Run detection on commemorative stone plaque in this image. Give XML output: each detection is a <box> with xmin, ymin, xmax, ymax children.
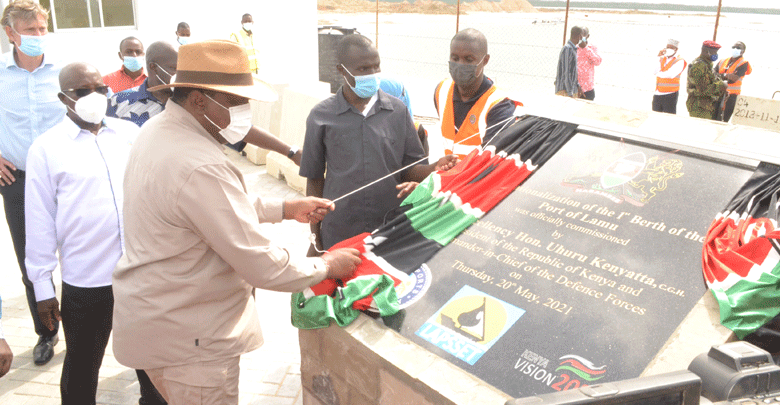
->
<box><xmin>391</xmin><ymin>132</ymin><xmax>755</xmax><ymax>397</ymax></box>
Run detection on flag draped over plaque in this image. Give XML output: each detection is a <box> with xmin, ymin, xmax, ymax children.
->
<box><xmin>292</xmin><ymin>116</ymin><xmax>578</xmax><ymax>329</ymax></box>
<box><xmin>702</xmin><ymin>162</ymin><xmax>780</xmax><ymax>339</ymax></box>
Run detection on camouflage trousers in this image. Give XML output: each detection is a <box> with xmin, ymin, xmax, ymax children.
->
<box><xmin>686</xmin><ymin>96</ymin><xmax>717</xmax><ymax>120</ymax></box>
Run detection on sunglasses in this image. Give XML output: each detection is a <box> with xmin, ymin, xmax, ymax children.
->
<box><xmin>62</xmin><ymin>86</ymin><xmax>110</xmax><ymax>98</ymax></box>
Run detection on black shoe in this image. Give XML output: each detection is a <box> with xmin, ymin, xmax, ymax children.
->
<box><xmin>33</xmin><ymin>334</ymin><xmax>58</xmax><ymax>365</ymax></box>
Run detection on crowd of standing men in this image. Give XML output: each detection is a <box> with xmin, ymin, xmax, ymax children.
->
<box><xmin>0</xmin><ymin>0</ymin><xmax>519</xmax><ymax>403</ymax></box>
<box><xmin>554</xmin><ymin>25</ymin><xmax>751</xmax><ymax>122</ymax></box>
<box><xmin>0</xmin><ymin>0</ymin><xmax>758</xmax><ymax>403</ymax></box>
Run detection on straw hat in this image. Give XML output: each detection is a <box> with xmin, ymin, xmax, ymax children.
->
<box><xmin>148</xmin><ymin>39</ymin><xmax>277</xmax><ymax>102</ymax></box>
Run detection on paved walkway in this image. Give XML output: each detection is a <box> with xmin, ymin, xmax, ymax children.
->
<box><xmin>0</xmin><ymin>150</ymin><xmax>308</xmax><ymax>404</ymax></box>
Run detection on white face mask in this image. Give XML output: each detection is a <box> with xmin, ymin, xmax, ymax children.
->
<box><xmin>242</xmin><ymin>23</ymin><xmax>253</xmax><ymax>32</ymax></box>
<box><xmin>202</xmin><ymin>93</ymin><xmax>253</xmax><ymax>144</ymax></box>
<box><xmin>65</xmin><ymin>92</ymin><xmax>107</xmax><ymax>124</ymax></box>
<box><xmin>664</xmin><ymin>48</ymin><xmax>676</xmax><ymax>57</ymax></box>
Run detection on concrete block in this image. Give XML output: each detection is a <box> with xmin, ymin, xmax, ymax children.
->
<box><xmin>320</xmin><ymin>324</ymin><xmax>380</xmax><ymax>400</ymax></box>
<box><xmin>299</xmin><ymin>329</ymin><xmax>323</xmax><ymax>359</ymax></box>
<box><xmin>302</xmin><ymin>387</ymin><xmax>326</xmax><ymax>405</ymax></box>
<box><xmin>349</xmin><ymin>386</ymin><xmax>378</xmax><ymax>405</ymax></box>
<box><xmin>243</xmin><ymin>144</ymin><xmax>271</xmax><ymax>166</ymax></box>
<box><xmin>379</xmin><ymin>369</ymin><xmax>437</xmax><ymax>405</ymax></box>
<box><xmin>267</xmin><ymin>152</ymin><xmax>307</xmax><ymax>193</ymax></box>
<box><xmin>278</xmin><ymin>82</ymin><xmax>331</xmax><ymax>149</ymax></box>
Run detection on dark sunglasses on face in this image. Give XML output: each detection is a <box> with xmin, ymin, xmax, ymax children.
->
<box><xmin>62</xmin><ymin>86</ymin><xmax>110</xmax><ymax>98</ymax></box>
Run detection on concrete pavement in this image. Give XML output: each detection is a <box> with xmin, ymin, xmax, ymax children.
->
<box><xmin>0</xmin><ymin>149</ymin><xmax>309</xmax><ymax>404</ymax></box>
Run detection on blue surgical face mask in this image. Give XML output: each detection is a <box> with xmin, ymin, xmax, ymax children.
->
<box><xmin>177</xmin><ymin>36</ymin><xmax>190</xmax><ymax>46</ymax></box>
<box><xmin>710</xmin><ymin>53</ymin><xmax>719</xmax><ymax>62</ymax></box>
<box><xmin>123</xmin><ymin>55</ymin><xmax>145</xmax><ymax>72</ymax></box>
<box><xmin>731</xmin><ymin>48</ymin><xmax>742</xmax><ymax>59</ymax></box>
<box><xmin>13</xmin><ymin>29</ymin><xmax>46</xmax><ymax>57</ymax></box>
<box><xmin>341</xmin><ymin>65</ymin><xmax>380</xmax><ymax>99</ymax></box>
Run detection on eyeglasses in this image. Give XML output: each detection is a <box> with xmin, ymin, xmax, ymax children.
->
<box><xmin>62</xmin><ymin>86</ymin><xmax>110</xmax><ymax>98</ymax></box>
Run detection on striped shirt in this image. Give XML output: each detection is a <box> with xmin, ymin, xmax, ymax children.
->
<box><xmin>555</xmin><ymin>41</ymin><xmax>580</xmax><ymax>97</ymax></box>
<box><xmin>107</xmin><ymin>79</ymin><xmax>163</xmax><ymax>128</ymax></box>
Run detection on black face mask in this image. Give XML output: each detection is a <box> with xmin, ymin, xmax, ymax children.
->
<box><xmin>449</xmin><ymin>57</ymin><xmax>484</xmax><ymax>87</ymax></box>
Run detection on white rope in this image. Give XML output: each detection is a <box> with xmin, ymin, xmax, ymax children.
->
<box><xmin>309</xmin><ymin>112</ymin><xmax>519</xmax><ymax>250</ymax></box>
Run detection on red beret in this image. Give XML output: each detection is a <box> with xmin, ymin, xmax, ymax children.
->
<box><xmin>703</xmin><ymin>40</ymin><xmax>721</xmax><ymax>49</ymax></box>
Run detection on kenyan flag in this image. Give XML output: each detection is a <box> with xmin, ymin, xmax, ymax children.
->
<box><xmin>292</xmin><ymin>116</ymin><xmax>577</xmax><ymax>329</ymax></box>
<box><xmin>702</xmin><ymin>162</ymin><xmax>780</xmax><ymax>339</ymax></box>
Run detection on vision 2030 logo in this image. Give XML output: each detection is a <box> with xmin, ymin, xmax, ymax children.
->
<box><xmin>415</xmin><ymin>285</ymin><xmax>525</xmax><ymax>365</ymax></box>
<box><xmin>515</xmin><ymin>349</ymin><xmax>607</xmax><ymax>392</ymax></box>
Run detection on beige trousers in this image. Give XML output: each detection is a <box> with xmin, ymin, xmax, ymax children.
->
<box><xmin>145</xmin><ymin>356</ymin><xmax>240</xmax><ymax>405</ymax></box>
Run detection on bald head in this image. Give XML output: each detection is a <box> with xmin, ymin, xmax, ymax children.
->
<box><xmin>146</xmin><ymin>41</ymin><xmax>178</xmax><ymax>90</ymax></box>
<box><xmin>146</xmin><ymin>41</ymin><xmax>176</xmax><ymax>68</ymax></box>
<box><xmin>451</xmin><ymin>28</ymin><xmax>488</xmax><ymax>57</ymax></box>
<box><xmin>59</xmin><ymin>62</ymin><xmax>102</xmax><ymax>91</ymax></box>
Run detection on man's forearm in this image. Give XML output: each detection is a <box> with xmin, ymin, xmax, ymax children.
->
<box><xmin>244</xmin><ymin>126</ymin><xmax>292</xmax><ymax>157</ymax></box>
<box><xmin>403</xmin><ymin>164</ymin><xmax>435</xmax><ymax>183</ymax></box>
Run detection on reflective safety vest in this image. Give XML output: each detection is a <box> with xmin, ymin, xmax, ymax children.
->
<box><xmin>229</xmin><ymin>29</ymin><xmax>258</xmax><ymax>73</ymax></box>
<box><xmin>655</xmin><ymin>56</ymin><xmax>687</xmax><ymax>93</ymax></box>
<box><xmin>717</xmin><ymin>57</ymin><xmax>752</xmax><ymax>95</ymax></box>
<box><xmin>434</xmin><ymin>79</ymin><xmax>507</xmax><ymax>158</ymax></box>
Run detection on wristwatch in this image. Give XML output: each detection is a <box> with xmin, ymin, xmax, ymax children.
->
<box><xmin>287</xmin><ymin>145</ymin><xmax>299</xmax><ymax>159</ymax></box>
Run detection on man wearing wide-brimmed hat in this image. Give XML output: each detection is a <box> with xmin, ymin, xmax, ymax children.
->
<box><xmin>111</xmin><ymin>40</ymin><xmax>361</xmax><ymax>404</ymax></box>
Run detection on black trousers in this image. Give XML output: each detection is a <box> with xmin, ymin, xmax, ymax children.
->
<box><xmin>60</xmin><ymin>282</ymin><xmax>113</xmax><ymax>405</ymax></box>
<box><xmin>583</xmin><ymin>89</ymin><xmax>595</xmax><ymax>101</ymax></box>
<box><xmin>0</xmin><ymin>170</ymin><xmax>59</xmax><ymax>338</ymax></box>
<box><xmin>137</xmin><ymin>369</ymin><xmax>168</xmax><ymax>405</ymax></box>
<box><xmin>723</xmin><ymin>93</ymin><xmax>738</xmax><ymax>122</ymax></box>
<box><xmin>652</xmin><ymin>92</ymin><xmax>679</xmax><ymax>114</ymax></box>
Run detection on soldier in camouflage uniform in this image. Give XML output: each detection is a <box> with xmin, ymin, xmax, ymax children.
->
<box><xmin>686</xmin><ymin>40</ymin><xmax>727</xmax><ymax>120</ymax></box>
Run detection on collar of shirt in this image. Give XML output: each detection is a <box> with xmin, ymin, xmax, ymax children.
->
<box><xmin>335</xmin><ymin>87</ymin><xmax>394</xmax><ymax>117</ymax></box>
<box><xmin>453</xmin><ymin>75</ymin><xmax>494</xmax><ymax>104</ymax></box>
<box><xmin>1</xmin><ymin>49</ymin><xmax>55</xmax><ymax>72</ymax></box>
<box><xmin>163</xmin><ymin>98</ymin><xmax>223</xmax><ymax>148</ymax></box>
<box><xmin>62</xmin><ymin>115</ymin><xmax>120</xmax><ymax>140</ymax></box>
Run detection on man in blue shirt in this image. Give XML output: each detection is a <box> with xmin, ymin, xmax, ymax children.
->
<box><xmin>0</xmin><ymin>0</ymin><xmax>64</xmax><ymax>366</ymax></box>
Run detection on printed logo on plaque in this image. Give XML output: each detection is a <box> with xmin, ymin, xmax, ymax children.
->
<box><xmin>555</xmin><ymin>355</ymin><xmax>606</xmax><ymax>382</ymax></box>
<box><xmin>513</xmin><ymin>349</ymin><xmax>607</xmax><ymax>391</ymax></box>
<box><xmin>396</xmin><ymin>264</ymin><xmax>432</xmax><ymax>309</ymax></box>
<box><xmin>415</xmin><ymin>285</ymin><xmax>525</xmax><ymax>365</ymax></box>
<box><xmin>561</xmin><ymin>153</ymin><xmax>684</xmax><ymax>206</ymax></box>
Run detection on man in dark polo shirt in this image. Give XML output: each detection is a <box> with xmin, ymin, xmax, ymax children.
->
<box><xmin>300</xmin><ymin>35</ymin><xmax>456</xmax><ymax>252</ymax></box>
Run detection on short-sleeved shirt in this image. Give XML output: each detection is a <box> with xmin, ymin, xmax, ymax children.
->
<box><xmin>299</xmin><ymin>88</ymin><xmax>426</xmax><ymax>249</ymax></box>
<box><xmin>107</xmin><ymin>79</ymin><xmax>163</xmax><ymax>127</ymax></box>
<box><xmin>103</xmin><ymin>66</ymin><xmax>146</xmax><ymax>94</ymax></box>
<box><xmin>0</xmin><ymin>51</ymin><xmax>66</xmax><ymax>170</ymax></box>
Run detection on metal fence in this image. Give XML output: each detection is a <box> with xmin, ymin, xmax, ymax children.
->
<box><xmin>318</xmin><ymin>1</ymin><xmax>780</xmax><ymax>116</ymax></box>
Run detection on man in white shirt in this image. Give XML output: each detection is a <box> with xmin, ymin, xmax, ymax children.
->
<box><xmin>652</xmin><ymin>38</ymin><xmax>687</xmax><ymax>114</ymax></box>
<box><xmin>25</xmin><ymin>62</ymin><xmax>139</xmax><ymax>405</ymax></box>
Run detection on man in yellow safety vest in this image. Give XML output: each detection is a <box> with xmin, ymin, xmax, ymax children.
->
<box><xmin>716</xmin><ymin>41</ymin><xmax>751</xmax><ymax>122</ymax></box>
<box><xmin>433</xmin><ymin>29</ymin><xmax>517</xmax><ymax>160</ymax></box>
<box><xmin>229</xmin><ymin>13</ymin><xmax>258</xmax><ymax>74</ymax></box>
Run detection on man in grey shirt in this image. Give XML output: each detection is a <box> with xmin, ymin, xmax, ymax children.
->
<box><xmin>300</xmin><ymin>35</ymin><xmax>456</xmax><ymax>251</ymax></box>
